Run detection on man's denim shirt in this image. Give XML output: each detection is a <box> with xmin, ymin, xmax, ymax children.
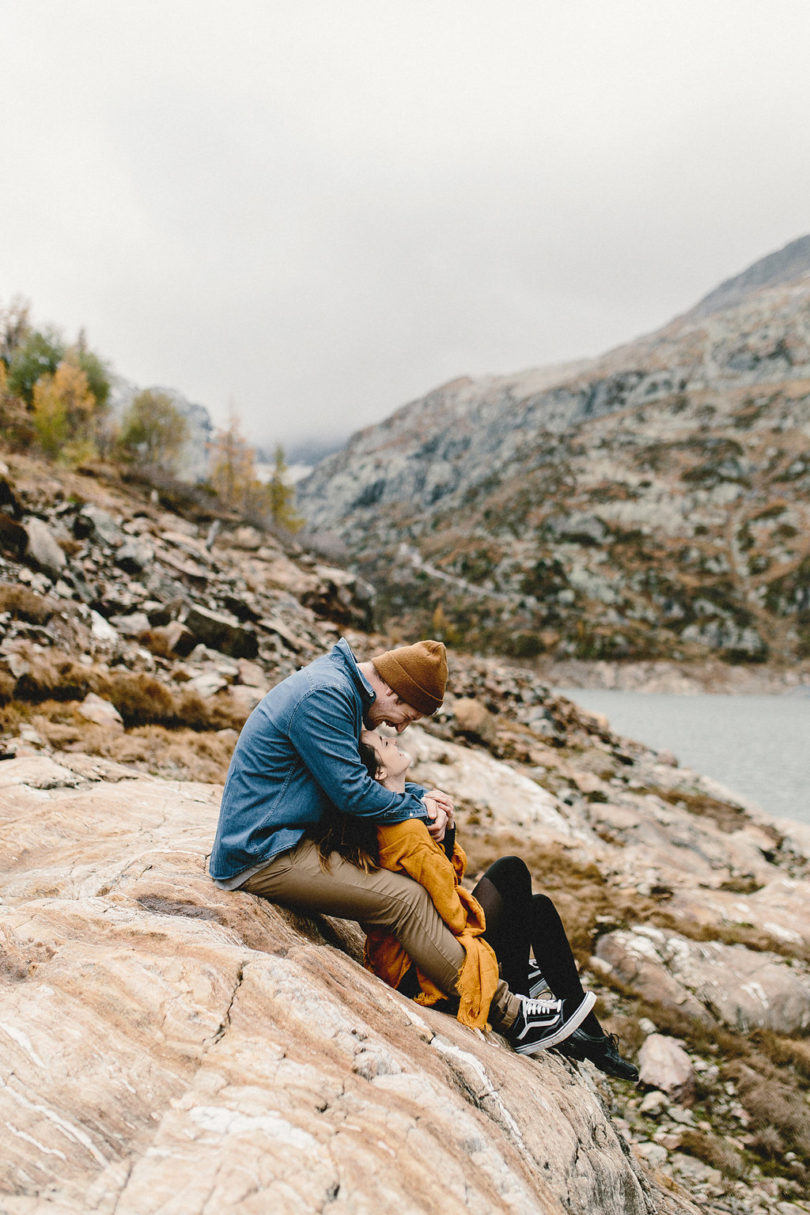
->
<box><xmin>209</xmin><ymin>639</ymin><xmax>428</xmax><ymax>886</ymax></box>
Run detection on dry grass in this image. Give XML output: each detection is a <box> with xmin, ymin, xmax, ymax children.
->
<box><xmin>13</xmin><ymin>709</ymin><xmax>238</xmax><ymax>783</ymax></box>
<box><xmin>648</xmin><ymin>786</ymin><xmax>781</xmax><ymax>841</ymax></box>
<box><xmin>137</xmin><ymin>628</ymin><xmax>177</xmax><ymax>659</ymax></box>
<box><xmin>13</xmin><ymin>651</ymin><xmax>92</xmax><ymax>701</ymax></box>
<box><xmin>4</xmin><ymin>649</ymin><xmax>247</xmax><ymax>732</ymax></box>
<box><xmin>0</xmin><ymin>670</ymin><xmax>15</xmax><ymax>705</ymax></box>
<box><xmin>105</xmin><ymin>725</ymin><xmax>237</xmax><ymax>782</ymax></box>
<box><xmin>678</xmin><ymin>1129</ymin><xmax>746</xmax><ymax>1179</ymax></box>
<box><xmin>725</xmin><ymin>1061</ymin><xmax>810</xmax><ymax>1163</ymax></box>
<box><xmin>0</xmin><ymin>583</ymin><xmax>54</xmax><ymax>624</ymax></box>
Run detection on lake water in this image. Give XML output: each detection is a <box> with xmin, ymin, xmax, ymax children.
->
<box><xmin>555</xmin><ymin>689</ymin><xmax>810</xmax><ymax>828</ymax></box>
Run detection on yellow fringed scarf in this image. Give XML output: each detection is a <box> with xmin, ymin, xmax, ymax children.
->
<box><xmin>364</xmin><ymin>819</ymin><xmax>499</xmax><ymax>1029</ymax></box>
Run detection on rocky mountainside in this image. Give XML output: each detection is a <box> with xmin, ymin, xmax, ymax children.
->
<box><xmin>296</xmin><ymin>236</ymin><xmax>810</xmax><ymax>672</ymax></box>
<box><xmin>2</xmin><ymin>446</ymin><xmax>810</xmax><ymax>1212</ymax></box>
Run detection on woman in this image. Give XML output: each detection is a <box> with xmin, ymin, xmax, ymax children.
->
<box><xmin>317</xmin><ymin>728</ymin><xmax>637</xmax><ymax>1079</ymax></box>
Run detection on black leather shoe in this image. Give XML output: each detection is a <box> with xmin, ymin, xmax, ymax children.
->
<box><xmin>559</xmin><ymin>1029</ymin><xmax>639</xmax><ymax>1081</ymax></box>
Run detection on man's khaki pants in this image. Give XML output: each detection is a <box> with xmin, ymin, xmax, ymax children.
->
<box><xmin>243</xmin><ymin>838</ymin><xmax>519</xmax><ymax>1030</ymax></box>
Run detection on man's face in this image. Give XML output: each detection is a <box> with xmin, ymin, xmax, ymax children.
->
<box><xmin>366</xmin><ymin>685</ymin><xmax>423</xmax><ymax>733</ymax></box>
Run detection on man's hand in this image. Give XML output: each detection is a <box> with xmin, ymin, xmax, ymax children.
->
<box><xmin>422</xmin><ymin>787</ymin><xmax>455</xmax><ymax>828</ymax></box>
<box><xmin>422</xmin><ymin>795</ymin><xmax>449</xmax><ymax>842</ymax></box>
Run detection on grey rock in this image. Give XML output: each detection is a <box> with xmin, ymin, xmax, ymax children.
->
<box><xmin>109</xmin><ymin>611</ymin><xmax>151</xmax><ymax>637</ymax></box>
<box><xmin>75</xmin><ymin>505</ymin><xmax>124</xmax><ymax>545</ymax></box>
<box><xmin>180</xmin><ymin>604</ymin><xmax>259</xmax><ymax>659</ymax></box>
<box><xmin>77</xmin><ymin>693</ymin><xmax>124</xmax><ymax>732</ymax></box>
<box><xmin>24</xmin><ymin>517</ymin><xmax>67</xmax><ymax>578</ymax></box>
<box><xmin>598</xmin><ymin>925</ymin><xmax>810</xmax><ymax>1034</ymax></box>
<box><xmin>639</xmin><ymin>1090</ymin><xmax>670</xmax><ymax>1117</ymax></box>
<box><xmin>150</xmin><ymin>620</ymin><xmax>197</xmax><ymax>656</ymax></box>
<box><xmin>544</xmin><ymin>512</ymin><xmax>609</xmax><ymax>546</ymax></box>
<box><xmin>186</xmin><ymin>670</ymin><xmax>229</xmax><ymax>697</ymax></box>
<box><xmin>115</xmin><ymin>538</ymin><xmax>154</xmax><ymax>574</ymax></box>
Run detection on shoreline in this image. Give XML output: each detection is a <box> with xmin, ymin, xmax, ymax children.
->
<box><xmin>534</xmin><ymin>658</ymin><xmax>810</xmax><ymax>695</ymax></box>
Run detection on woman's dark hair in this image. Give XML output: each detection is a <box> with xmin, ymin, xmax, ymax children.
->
<box><xmin>313</xmin><ymin>736</ymin><xmax>383</xmax><ymax>873</ymax></box>
<box><xmin>359</xmin><ymin>738</ymin><xmax>381</xmax><ymax>779</ymax></box>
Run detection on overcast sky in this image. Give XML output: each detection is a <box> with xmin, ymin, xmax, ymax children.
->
<box><xmin>2</xmin><ymin>1</ymin><xmax>809</xmax><ymax>455</ymax></box>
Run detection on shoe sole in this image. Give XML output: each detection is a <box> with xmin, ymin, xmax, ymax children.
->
<box><xmin>557</xmin><ymin>1040</ymin><xmax>640</xmax><ymax>1081</ymax></box>
<box><xmin>513</xmin><ymin>992</ymin><xmax>597</xmax><ymax>1055</ymax></box>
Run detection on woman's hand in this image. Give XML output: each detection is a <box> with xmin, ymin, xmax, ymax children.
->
<box><xmin>422</xmin><ymin>796</ymin><xmax>449</xmax><ymax>842</ymax></box>
<box><xmin>423</xmin><ymin>788</ymin><xmax>455</xmax><ymax>829</ymax></box>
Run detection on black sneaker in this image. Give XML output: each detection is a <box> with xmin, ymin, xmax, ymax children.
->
<box><xmin>527</xmin><ymin>961</ymin><xmax>552</xmax><ymax>999</ymax></box>
<box><xmin>507</xmin><ymin>992</ymin><xmax>596</xmax><ymax>1056</ymax></box>
<box><xmin>562</xmin><ymin>1029</ymin><xmax>639</xmax><ymax>1081</ymax></box>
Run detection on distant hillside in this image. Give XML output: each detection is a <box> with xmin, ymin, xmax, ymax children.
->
<box><xmin>297</xmin><ymin>238</ymin><xmax>810</xmax><ymax>667</ymax></box>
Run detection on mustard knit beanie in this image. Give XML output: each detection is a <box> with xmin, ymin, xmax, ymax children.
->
<box><xmin>372</xmin><ymin>640</ymin><xmax>448</xmax><ymax>716</ymax></box>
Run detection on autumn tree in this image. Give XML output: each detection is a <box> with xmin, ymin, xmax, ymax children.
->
<box><xmin>32</xmin><ymin>355</ymin><xmax>97</xmax><ymax>460</ymax></box>
<box><xmin>208</xmin><ymin>412</ymin><xmax>302</xmax><ymax>531</ymax></box>
<box><xmin>208</xmin><ymin>409</ymin><xmax>259</xmax><ymax>511</ymax></box>
<box><xmin>117</xmin><ymin>389</ymin><xmax>189</xmax><ymax>473</ymax></box>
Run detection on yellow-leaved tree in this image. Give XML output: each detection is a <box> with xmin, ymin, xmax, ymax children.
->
<box><xmin>32</xmin><ymin>354</ymin><xmax>97</xmax><ymax>462</ymax></box>
<box><xmin>208</xmin><ymin>411</ymin><xmax>301</xmax><ymax>532</ymax></box>
<box><xmin>208</xmin><ymin>409</ymin><xmax>258</xmax><ymax>512</ymax></box>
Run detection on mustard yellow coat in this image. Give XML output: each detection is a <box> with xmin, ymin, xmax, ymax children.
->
<box><xmin>364</xmin><ymin>820</ymin><xmax>499</xmax><ymax>1029</ymax></box>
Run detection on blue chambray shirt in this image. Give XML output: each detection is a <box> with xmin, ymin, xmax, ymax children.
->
<box><xmin>209</xmin><ymin>639</ymin><xmax>428</xmax><ymax>884</ymax></box>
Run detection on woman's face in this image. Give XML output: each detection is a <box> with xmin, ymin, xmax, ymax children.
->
<box><xmin>361</xmin><ymin>729</ymin><xmax>411</xmax><ymax>780</ymax></box>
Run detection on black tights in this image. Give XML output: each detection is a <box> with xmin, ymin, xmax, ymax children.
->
<box><xmin>473</xmin><ymin>855</ymin><xmax>601</xmax><ymax>1034</ymax></box>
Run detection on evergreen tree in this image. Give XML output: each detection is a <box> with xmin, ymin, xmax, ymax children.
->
<box><xmin>7</xmin><ymin>329</ymin><xmax>65</xmax><ymax>403</ymax></box>
<box><xmin>268</xmin><ymin>444</ymin><xmax>302</xmax><ymax>532</ymax></box>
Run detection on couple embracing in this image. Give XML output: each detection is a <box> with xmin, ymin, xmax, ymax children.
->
<box><xmin>209</xmin><ymin>639</ymin><xmax>636</xmax><ymax>1079</ymax></box>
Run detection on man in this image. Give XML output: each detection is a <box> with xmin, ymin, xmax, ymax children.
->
<box><xmin>210</xmin><ymin>637</ymin><xmax>594</xmax><ymax>1054</ymax></box>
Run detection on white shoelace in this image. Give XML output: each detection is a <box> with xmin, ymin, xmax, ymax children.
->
<box><xmin>521</xmin><ymin>995</ymin><xmax>562</xmax><ymax>1017</ymax></box>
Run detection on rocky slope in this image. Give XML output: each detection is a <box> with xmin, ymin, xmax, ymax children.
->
<box><xmin>0</xmin><ymin>449</ymin><xmax>374</xmax><ymax>778</ymax></box>
<box><xmin>2</xmin><ymin>446</ymin><xmax>810</xmax><ymax>1212</ymax></box>
<box><xmin>296</xmin><ymin>236</ymin><xmax>810</xmax><ymax>673</ymax></box>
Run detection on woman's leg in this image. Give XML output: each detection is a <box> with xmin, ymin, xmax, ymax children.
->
<box><xmin>474</xmin><ymin>855</ymin><xmax>602</xmax><ymax>1035</ymax></box>
<box><xmin>473</xmin><ymin>856</ymin><xmax>533</xmax><ymax>995</ymax></box>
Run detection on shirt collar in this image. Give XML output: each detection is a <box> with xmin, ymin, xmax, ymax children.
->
<box><xmin>332</xmin><ymin>637</ymin><xmax>375</xmax><ymax>708</ymax></box>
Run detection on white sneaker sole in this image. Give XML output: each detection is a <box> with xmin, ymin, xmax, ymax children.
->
<box><xmin>513</xmin><ymin>991</ymin><xmax>597</xmax><ymax>1055</ymax></box>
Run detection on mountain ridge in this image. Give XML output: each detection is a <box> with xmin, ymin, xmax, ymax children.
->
<box><xmin>297</xmin><ymin>238</ymin><xmax>810</xmax><ymax>668</ymax></box>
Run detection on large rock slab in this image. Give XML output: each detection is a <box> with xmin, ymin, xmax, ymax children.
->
<box><xmin>0</xmin><ymin>754</ymin><xmax>699</xmax><ymax>1215</ymax></box>
<box><xmin>408</xmin><ymin>730</ymin><xmax>597</xmax><ymax>845</ymax></box>
<box><xmin>596</xmin><ymin>925</ymin><xmax>810</xmax><ymax>1034</ymax></box>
